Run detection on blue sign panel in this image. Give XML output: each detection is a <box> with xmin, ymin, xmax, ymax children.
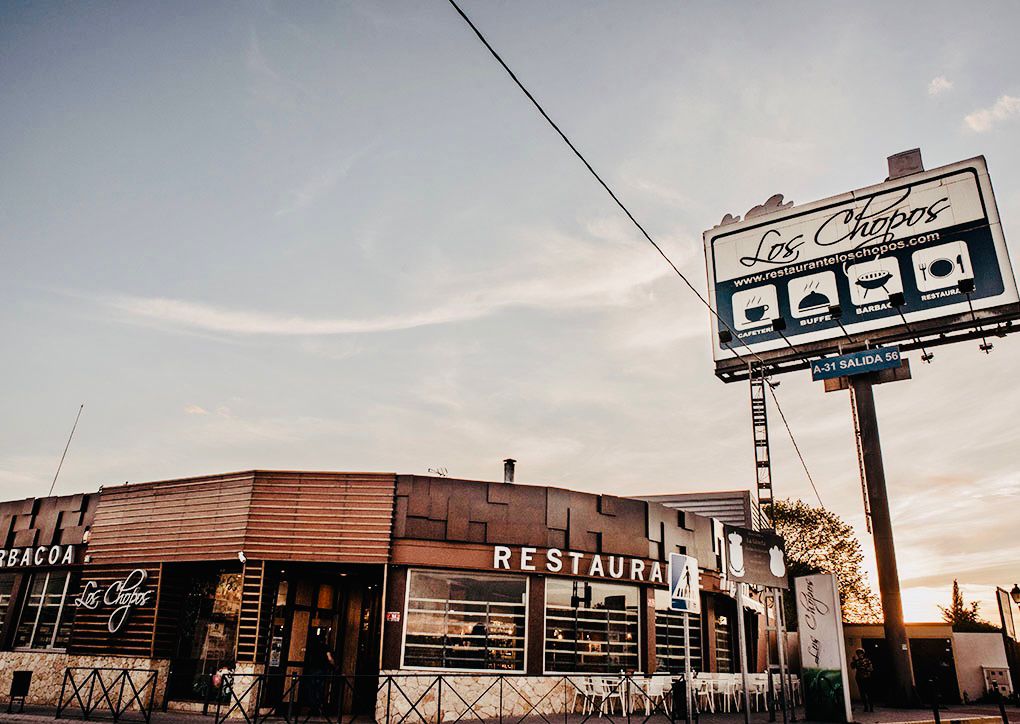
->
<box><xmin>810</xmin><ymin>346</ymin><xmax>902</xmax><ymax>381</ymax></box>
<box><xmin>668</xmin><ymin>553</ymin><xmax>700</xmax><ymax>613</ymax></box>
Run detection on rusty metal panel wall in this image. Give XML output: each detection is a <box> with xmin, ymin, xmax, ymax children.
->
<box><xmin>393</xmin><ymin>475</ymin><xmax>725</xmax><ymax>572</ymax></box>
<box><xmin>0</xmin><ymin>493</ymin><xmax>97</xmax><ymax>549</ymax></box>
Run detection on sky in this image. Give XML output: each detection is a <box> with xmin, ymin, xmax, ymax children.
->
<box><xmin>2</xmin><ymin>1</ymin><xmax>1020</xmax><ymax>623</ymax></box>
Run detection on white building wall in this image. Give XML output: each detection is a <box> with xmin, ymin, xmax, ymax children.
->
<box><xmin>952</xmin><ymin>632</ymin><xmax>1011</xmax><ymax>701</ymax></box>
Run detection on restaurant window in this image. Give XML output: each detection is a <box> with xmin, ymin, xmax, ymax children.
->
<box><xmin>167</xmin><ymin>567</ymin><xmax>243</xmax><ymax>701</ymax></box>
<box><xmin>0</xmin><ymin>572</ymin><xmax>15</xmax><ymax>635</ymax></box>
<box><xmin>545</xmin><ymin>579</ymin><xmax>639</xmax><ymax>673</ymax></box>
<box><xmin>13</xmin><ymin>570</ymin><xmax>76</xmax><ymax>650</ymax></box>
<box><xmin>653</xmin><ymin>588</ymin><xmax>702</xmax><ymax>673</ymax></box>
<box><xmin>403</xmin><ymin>570</ymin><xmax>526</xmax><ymax>671</ymax></box>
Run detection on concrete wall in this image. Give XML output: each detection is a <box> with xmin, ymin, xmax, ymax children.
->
<box><xmin>952</xmin><ymin>632</ymin><xmax>1011</xmax><ymax>701</ymax></box>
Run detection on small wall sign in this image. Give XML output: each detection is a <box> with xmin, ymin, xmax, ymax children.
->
<box><xmin>810</xmin><ymin>346</ymin><xmax>902</xmax><ymax>381</ymax></box>
<box><xmin>74</xmin><ymin>569</ymin><xmax>155</xmax><ymax>633</ymax></box>
<box><xmin>385</xmin><ymin>611</ymin><xmax>401</xmax><ymax>622</ymax></box>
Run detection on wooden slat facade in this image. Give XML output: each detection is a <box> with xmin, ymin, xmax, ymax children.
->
<box><xmin>244</xmin><ymin>472</ymin><xmax>395</xmax><ymax>563</ymax></box>
<box><xmin>70</xmin><ymin>564</ymin><xmax>162</xmax><ymax>657</ymax></box>
<box><xmin>85</xmin><ymin>473</ymin><xmax>256</xmax><ymax>565</ymax></box>
<box><xmin>72</xmin><ymin>471</ymin><xmax>396</xmax><ymax>659</ymax></box>
<box><xmin>86</xmin><ymin>471</ymin><xmax>396</xmax><ymax>565</ymax></box>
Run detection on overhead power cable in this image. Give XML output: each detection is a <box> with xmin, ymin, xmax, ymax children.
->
<box><xmin>766</xmin><ymin>384</ymin><xmax>824</xmax><ymax>507</ymax></box>
<box><xmin>445</xmin><ymin>0</ymin><xmax>821</xmax><ymax>503</ymax></box>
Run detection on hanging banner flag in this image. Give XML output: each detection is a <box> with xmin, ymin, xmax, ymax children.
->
<box><xmin>668</xmin><ymin>553</ymin><xmax>701</xmax><ymax>613</ymax></box>
<box><xmin>794</xmin><ymin>574</ymin><xmax>853</xmax><ymax>723</ymax></box>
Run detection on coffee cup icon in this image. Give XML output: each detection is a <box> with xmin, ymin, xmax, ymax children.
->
<box><xmin>744</xmin><ymin>303</ymin><xmax>769</xmax><ymax>323</ymax></box>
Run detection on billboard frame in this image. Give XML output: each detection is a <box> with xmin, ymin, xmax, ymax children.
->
<box><xmin>705</xmin><ymin>156</ymin><xmax>1020</xmax><ymax>382</ymax></box>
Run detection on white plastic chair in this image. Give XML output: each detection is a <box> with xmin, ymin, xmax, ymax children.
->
<box><xmin>694</xmin><ymin>676</ymin><xmax>715</xmax><ymax>713</ymax></box>
<box><xmin>643</xmin><ymin>677</ymin><xmax>670</xmax><ymax>716</ymax></box>
<box><xmin>589</xmin><ymin>676</ymin><xmax>625</xmax><ymax>716</ymax></box>
<box><xmin>747</xmin><ymin>675</ymin><xmax>767</xmax><ymax>712</ymax></box>
<box><xmin>568</xmin><ymin>677</ymin><xmax>590</xmax><ymax>714</ymax></box>
<box><xmin>717</xmin><ymin>676</ymin><xmax>738</xmax><ymax>712</ymax></box>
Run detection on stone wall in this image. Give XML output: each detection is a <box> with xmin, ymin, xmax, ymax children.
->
<box><xmin>0</xmin><ymin>650</ymin><xmax>170</xmax><ymax>709</ymax></box>
<box><xmin>375</xmin><ymin>672</ymin><xmax>587</xmax><ymax>724</ymax></box>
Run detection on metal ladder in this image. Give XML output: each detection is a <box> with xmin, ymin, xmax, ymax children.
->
<box><xmin>750</xmin><ymin>368</ymin><xmax>774</xmax><ymax>528</ymax></box>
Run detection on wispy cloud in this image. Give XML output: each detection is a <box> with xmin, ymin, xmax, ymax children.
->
<box><xmin>927</xmin><ymin>75</ymin><xmax>953</xmax><ymax>96</ymax></box>
<box><xmin>246</xmin><ymin>28</ymin><xmax>313</xmax><ymax>111</ymax></box>
<box><xmin>98</xmin><ymin>227</ymin><xmax>674</xmax><ymax>337</ymax></box>
<box><xmin>964</xmin><ymin>94</ymin><xmax>1020</xmax><ymax>132</ymax></box>
<box><xmin>274</xmin><ymin>147</ymin><xmax>373</xmax><ymax>217</ymax></box>
<box><xmin>183</xmin><ymin>404</ymin><xmax>209</xmax><ymax>415</ymax></box>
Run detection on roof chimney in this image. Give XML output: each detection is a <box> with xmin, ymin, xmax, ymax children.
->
<box><xmin>887</xmin><ymin>149</ymin><xmax>924</xmax><ymax>180</ymax></box>
<box><xmin>503</xmin><ymin>458</ymin><xmax>516</xmax><ymax>483</ymax></box>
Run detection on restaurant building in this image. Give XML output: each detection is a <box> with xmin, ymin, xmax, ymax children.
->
<box><xmin>0</xmin><ymin>470</ymin><xmax>771</xmax><ymax>714</ymax></box>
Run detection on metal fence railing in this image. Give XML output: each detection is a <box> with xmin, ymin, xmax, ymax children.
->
<box><xmin>205</xmin><ymin>672</ymin><xmax>720</xmax><ymax>724</ymax></box>
<box><xmin>56</xmin><ymin>667</ymin><xmax>159</xmax><ymax>723</ymax></box>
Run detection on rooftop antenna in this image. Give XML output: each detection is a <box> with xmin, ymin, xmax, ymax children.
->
<box><xmin>48</xmin><ymin>403</ymin><xmax>84</xmax><ymax>497</ymax></box>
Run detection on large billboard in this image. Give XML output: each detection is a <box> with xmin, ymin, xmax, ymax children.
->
<box><xmin>705</xmin><ymin>157</ymin><xmax>1019</xmax><ymax>377</ymax></box>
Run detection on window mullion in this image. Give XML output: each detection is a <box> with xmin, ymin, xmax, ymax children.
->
<box><xmin>29</xmin><ymin>573</ymin><xmax>47</xmax><ymax>649</ymax></box>
<box><xmin>50</xmin><ymin>571</ymin><xmax>72</xmax><ymax>649</ymax></box>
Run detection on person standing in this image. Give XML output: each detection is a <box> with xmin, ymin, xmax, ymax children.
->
<box><xmin>851</xmin><ymin>648</ymin><xmax>875</xmax><ymax>712</ymax></box>
<box><xmin>305</xmin><ymin>629</ymin><xmax>338</xmax><ymax>714</ymax></box>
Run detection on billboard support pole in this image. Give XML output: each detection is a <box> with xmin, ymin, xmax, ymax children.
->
<box><xmin>774</xmin><ymin>588</ymin><xmax>789</xmax><ymax>724</ymax></box>
<box><xmin>849</xmin><ymin>372</ymin><xmax>915</xmax><ymax>706</ymax></box>
<box><xmin>736</xmin><ymin>583</ymin><xmax>753</xmax><ymax>724</ymax></box>
<box><xmin>684</xmin><ymin>611</ymin><xmax>693</xmax><ymax>724</ymax></box>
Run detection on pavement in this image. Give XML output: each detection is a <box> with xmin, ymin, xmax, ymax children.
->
<box><xmin>1</xmin><ymin>703</ymin><xmax>1017</xmax><ymax>724</ymax></box>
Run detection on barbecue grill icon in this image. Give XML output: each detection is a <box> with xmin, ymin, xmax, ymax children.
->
<box><xmin>845</xmin><ymin>256</ymin><xmax>903</xmax><ymax>307</ymax></box>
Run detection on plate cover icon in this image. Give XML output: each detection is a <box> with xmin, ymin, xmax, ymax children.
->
<box><xmin>911</xmin><ymin>240</ymin><xmax>973</xmax><ymax>293</ymax></box>
<box><xmin>731</xmin><ymin>285</ymin><xmax>779</xmax><ymax>331</ymax></box>
<box><xmin>789</xmin><ymin>271</ymin><xmax>838</xmax><ymax>319</ymax></box>
<box><xmin>846</xmin><ymin>256</ymin><xmax>903</xmax><ymax>306</ymax></box>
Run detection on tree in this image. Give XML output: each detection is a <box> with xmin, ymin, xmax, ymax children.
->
<box><xmin>939</xmin><ymin>579</ymin><xmax>999</xmax><ymax>632</ymax></box>
<box><xmin>767</xmin><ymin>498</ymin><xmax>882</xmax><ymax>624</ymax></box>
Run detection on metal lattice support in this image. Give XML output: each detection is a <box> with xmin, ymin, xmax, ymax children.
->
<box><xmin>750</xmin><ymin>368</ymin><xmax>774</xmax><ymax>528</ymax></box>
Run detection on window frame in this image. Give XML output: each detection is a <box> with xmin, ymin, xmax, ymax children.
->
<box><xmin>714</xmin><ymin>610</ymin><xmax>734</xmax><ymax>674</ymax></box>
<box><xmin>542</xmin><ymin>577</ymin><xmax>642</xmax><ymax>674</ymax></box>
<box><xmin>399</xmin><ymin>568</ymin><xmax>530</xmax><ymax>673</ymax></box>
<box><xmin>0</xmin><ymin>571</ymin><xmax>16</xmax><ymax>632</ymax></box>
<box><xmin>652</xmin><ymin>588</ymin><xmax>703</xmax><ymax>674</ymax></box>
<box><xmin>13</xmin><ymin>569</ymin><xmax>75</xmax><ymax>652</ymax></box>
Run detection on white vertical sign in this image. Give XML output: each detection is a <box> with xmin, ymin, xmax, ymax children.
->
<box><xmin>794</xmin><ymin>574</ymin><xmax>853</xmax><ymax>723</ymax></box>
